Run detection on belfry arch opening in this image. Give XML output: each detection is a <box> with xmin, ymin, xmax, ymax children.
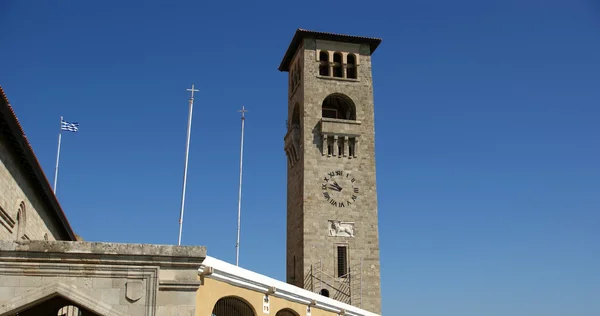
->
<box><xmin>332</xmin><ymin>52</ymin><xmax>343</xmax><ymax>78</ymax></box>
<box><xmin>322</xmin><ymin>94</ymin><xmax>356</xmax><ymax>120</ymax></box>
<box><xmin>212</xmin><ymin>296</ymin><xmax>255</xmax><ymax>316</ymax></box>
<box><xmin>347</xmin><ymin>54</ymin><xmax>357</xmax><ymax>79</ymax></box>
<box><xmin>319</xmin><ymin>51</ymin><xmax>330</xmax><ymax>76</ymax></box>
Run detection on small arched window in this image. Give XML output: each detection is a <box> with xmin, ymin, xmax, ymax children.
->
<box><xmin>276</xmin><ymin>308</ymin><xmax>299</xmax><ymax>316</ymax></box>
<box><xmin>319</xmin><ymin>51</ymin><xmax>330</xmax><ymax>76</ymax></box>
<box><xmin>15</xmin><ymin>201</ymin><xmax>26</xmax><ymax>241</ymax></box>
<box><xmin>320</xmin><ymin>289</ymin><xmax>330</xmax><ymax>297</ymax></box>
<box><xmin>332</xmin><ymin>52</ymin><xmax>343</xmax><ymax>78</ymax></box>
<box><xmin>57</xmin><ymin>305</ymin><xmax>81</xmax><ymax>316</ymax></box>
<box><xmin>291</xmin><ymin>103</ymin><xmax>300</xmax><ymax>127</ymax></box>
<box><xmin>347</xmin><ymin>54</ymin><xmax>357</xmax><ymax>79</ymax></box>
<box><xmin>212</xmin><ymin>296</ymin><xmax>255</xmax><ymax>316</ymax></box>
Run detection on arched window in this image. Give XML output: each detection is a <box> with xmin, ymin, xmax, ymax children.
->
<box><xmin>291</xmin><ymin>103</ymin><xmax>300</xmax><ymax>127</ymax></box>
<box><xmin>15</xmin><ymin>201</ymin><xmax>26</xmax><ymax>240</ymax></box>
<box><xmin>57</xmin><ymin>305</ymin><xmax>81</xmax><ymax>316</ymax></box>
<box><xmin>322</xmin><ymin>94</ymin><xmax>356</xmax><ymax>120</ymax></box>
<box><xmin>332</xmin><ymin>52</ymin><xmax>343</xmax><ymax>78</ymax></box>
<box><xmin>346</xmin><ymin>54</ymin><xmax>357</xmax><ymax>79</ymax></box>
<box><xmin>212</xmin><ymin>296</ymin><xmax>255</xmax><ymax>316</ymax></box>
<box><xmin>275</xmin><ymin>308</ymin><xmax>299</xmax><ymax>316</ymax></box>
<box><xmin>319</xmin><ymin>51</ymin><xmax>329</xmax><ymax>76</ymax></box>
<box><xmin>294</xmin><ymin>65</ymin><xmax>300</xmax><ymax>88</ymax></box>
<box><xmin>319</xmin><ymin>289</ymin><xmax>330</xmax><ymax>297</ymax></box>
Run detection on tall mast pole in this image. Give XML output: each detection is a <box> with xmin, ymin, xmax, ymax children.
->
<box><xmin>53</xmin><ymin>116</ymin><xmax>63</xmax><ymax>194</ymax></box>
<box><xmin>236</xmin><ymin>105</ymin><xmax>248</xmax><ymax>266</ymax></box>
<box><xmin>178</xmin><ymin>84</ymin><xmax>198</xmax><ymax>246</ymax></box>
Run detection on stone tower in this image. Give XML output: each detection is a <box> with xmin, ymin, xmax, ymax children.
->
<box><xmin>279</xmin><ymin>29</ymin><xmax>383</xmax><ymax>314</ymax></box>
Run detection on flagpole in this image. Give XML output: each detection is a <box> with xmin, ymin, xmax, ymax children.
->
<box><xmin>53</xmin><ymin>116</ymin><xmax>63</xmax><ymax>194</ymax></box>
<box><xmin>236</xmin><ymin>106</ymin><xmax>247</xmax><ymax>266</ymax></box>
<box><xmin>178</xmin><ymin>84</ymin><xmax>198</xmax><ymax>246</ymax></box>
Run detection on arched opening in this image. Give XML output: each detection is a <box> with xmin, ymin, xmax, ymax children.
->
<box><xmin>332</xmin><ymin>52</ymin><xmax>343</xmax><ymax>78</ymax></box>
<box><xmin>58</xmin><ymin>305</ymin><xmax>81</xmax><ymax>316</ymax></box>
<box><xmin>212</xmin><ymin>296</ymin><xmax>255</xmax><ymax>316</ymax></box>
<box><xmin>15</xmin><ymin>201</ymin><xmax>26</xmax><ymax>240</ymax></box>
<box><xmin>319</xmin><ymin>51</ymin><xmax>329</xmax><ymax>76</ymax></box>
<box><xmin>346</xmin><ymin>54</ymin><xmax>357</xmax><ymax>79</ymax></box>
<box><xmin>291</xmin><ymin>104</ymin><xmax>300</xmax><ymax>127</ymax></box>
<box><xmin>290</xmin><ymin>64</ymin><xmax>300</xmax><ymax>91</ymax></box>
<box><xmin>13</xmin><ymin>298</ymin><xmax>98</xmax><ymax>316</ymax></box>
<box><xmin>319</xmin><ymin>289</ymin><xmax>330</xmax><ymax>297</ymax></box>
<box><xmin>275</xmin><ymin>308</ymin><xmax>299</xmax><ymax>316</ymax></box>
<box><xmin>322</xmin><ymin>94</ymin><xmax>356</xmax><ymax>120</ymax></box>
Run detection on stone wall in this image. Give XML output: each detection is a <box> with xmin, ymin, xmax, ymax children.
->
<box><xmin>0</xmin><ymin>138</ymin><xmax>67</xmax><ymax>241</ymax></box>
<box><xmin>0</xmin><ymin>240</ymin><xmax>206</xmax><ymax>316</ymax></box>
<box><xmin>285</xmin><ymin>40</ymin><xmax>306</xmax><ymax>288</ymax></box>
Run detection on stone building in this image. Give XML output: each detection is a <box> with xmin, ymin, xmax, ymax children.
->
<box><xmin>0</xmin><ymin>28</ymin><xmax>384</xmax><ymax>316</ymax></box>
<box><xmin>281</xmin><ymin>30</ymin><xmax>383</xmax><ymax>314</ymax></box>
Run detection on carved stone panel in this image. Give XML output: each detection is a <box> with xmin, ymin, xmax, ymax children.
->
<box><xmin>126</xmin><ymin>280</ymin><xmax>144</xmax><ymax>302</ymax></box>
<box><xmin>328</xmin><ymin>220</ymin><xmax>355</xmax><ymax>237</ymax></box>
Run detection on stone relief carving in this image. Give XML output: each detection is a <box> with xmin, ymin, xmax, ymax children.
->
<box><xmin>126</xmin><ymin>280</ymin><xmax>144</xmax><ymax>302</ymax></box>
<box><xmin>328</xmin><ymin>220</ymin><xmax>355</xmax><ymax>237</ymax></box>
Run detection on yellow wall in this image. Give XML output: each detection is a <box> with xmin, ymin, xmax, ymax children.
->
<box><xmin>196</xmin><ymin>277</ymin><xmax>341</xmax><ymax>316</ymax></box>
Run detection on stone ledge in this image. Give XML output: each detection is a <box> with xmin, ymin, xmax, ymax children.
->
<box><xmin>158</xmin><ymin>280</ymin><xmax>201</xmax><ymax>291</ymax></box>
<box><xmin>316</xmin><ymin>75</ymin><xmax>361</xmax><ymax>83</ymax></box>
<box><xmin>320</xmin><ymin>118</ymin><xmax>362</xmax><ymax>137</ymax></box>
<box><xmin>0</xmin><ymin>240</ymin><xmax>206</xmax><ymax>259</ymax></box>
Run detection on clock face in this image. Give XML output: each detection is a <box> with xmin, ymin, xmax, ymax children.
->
<box><xmin>321</xmin><ymin>170</ymin><xmax>359</xmax><ymax>208</ymax></box>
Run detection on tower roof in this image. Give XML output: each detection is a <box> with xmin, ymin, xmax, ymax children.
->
<box><xmin>278</xmin><ymin>29</ymin><xmax>382</xmax><ymax>72</ymax></box>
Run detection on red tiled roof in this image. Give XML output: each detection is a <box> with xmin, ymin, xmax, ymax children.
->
<box><xmin>0</xmin><ymin>85</ymin><xmax>76</xmax><ymax>241</ymax></box>
<box><xmin>278</xmin><ymin>28</ymin><xmax>383</xmax><ymax>72</ymax></box>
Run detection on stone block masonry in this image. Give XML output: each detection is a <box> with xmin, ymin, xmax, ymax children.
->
<box><xmin>0</xmin><ymin>240</ymin><xmax>206</xmax><ymax>316</ymax></box>
<box><xmin>0</xmin><ymin>138</ymin><xmax>67</xmax><ymax>241</ymax></box>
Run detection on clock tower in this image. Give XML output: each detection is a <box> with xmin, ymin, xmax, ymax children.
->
<box><xmin>279</xmin><ymin>29</ymin><xmax>383</xmax><ymax>314</ymax></box>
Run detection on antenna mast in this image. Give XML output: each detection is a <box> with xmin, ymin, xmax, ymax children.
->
<box><xmin>178</xmin><ymin>84</ymin><xmax>198</xmax><ymax>246</ymax></box>
<box><xmin>236</xmin><ymin>105</ymin><xmax>248</xmax><ymax>266</ymax></box>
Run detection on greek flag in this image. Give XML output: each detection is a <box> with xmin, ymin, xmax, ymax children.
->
<box><xmin>61</xmin><ymin>119</ymin><xmax>79</xmax><ymax>132</ymax></box>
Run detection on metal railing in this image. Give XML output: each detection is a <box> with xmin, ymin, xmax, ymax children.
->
<box><xmin>303</xmin><ymin>260</ymin><xmax>363</xmax><ymax>308</ymax></box>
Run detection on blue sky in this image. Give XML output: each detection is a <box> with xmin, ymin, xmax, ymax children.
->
<box><xmin>1</xmin><ymin>0</ymin><xmax>599</xmax><ymax>315</ymax></box>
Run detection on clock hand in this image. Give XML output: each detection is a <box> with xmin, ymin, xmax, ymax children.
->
<box><xmin>330</xmin><ymin>182</ymin><xmax>343</xmax><ymax>192</ymax></box>
<box><xmin>328</xmin><ymin>185</ymin><xmax>341</xmax><ymax>192</ymax></box>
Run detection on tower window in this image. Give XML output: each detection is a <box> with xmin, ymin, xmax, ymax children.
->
<box><xmin>348</xmin><ymin>139</ymin><xmax>355</xmax><ymax>157</ymax></box>
<box><xmin>320</xmin><ymin>289</ymin><xmax>330</xmax><ymax>297</ymax></box>
<box><xmin>290</xmin><ymin>104</ymin><xmax>300</xmax><ymax>127</ymax></box>
<box><xmin>319</xmin><ymin>51</ymin><xmax>330</xmax><ymax>76</ymax></box>
<box><xmin>337</xmin><ymin>245</ymin><xmax>348</xmax><ymax>278</ymax></box>
<box><xmin>333</xmin><ymin>52</ymin><xmax>343</xmax><ymax>78</ymax></box>
<box><xmin>347</xmin><ymin>54</ymin><xmax>357</xmax><ymax>79</ymax></box>
<box><xmin>322</xmin><ymin>94</ymin><xmax>356</xmax><ymax>120</ymax></box>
